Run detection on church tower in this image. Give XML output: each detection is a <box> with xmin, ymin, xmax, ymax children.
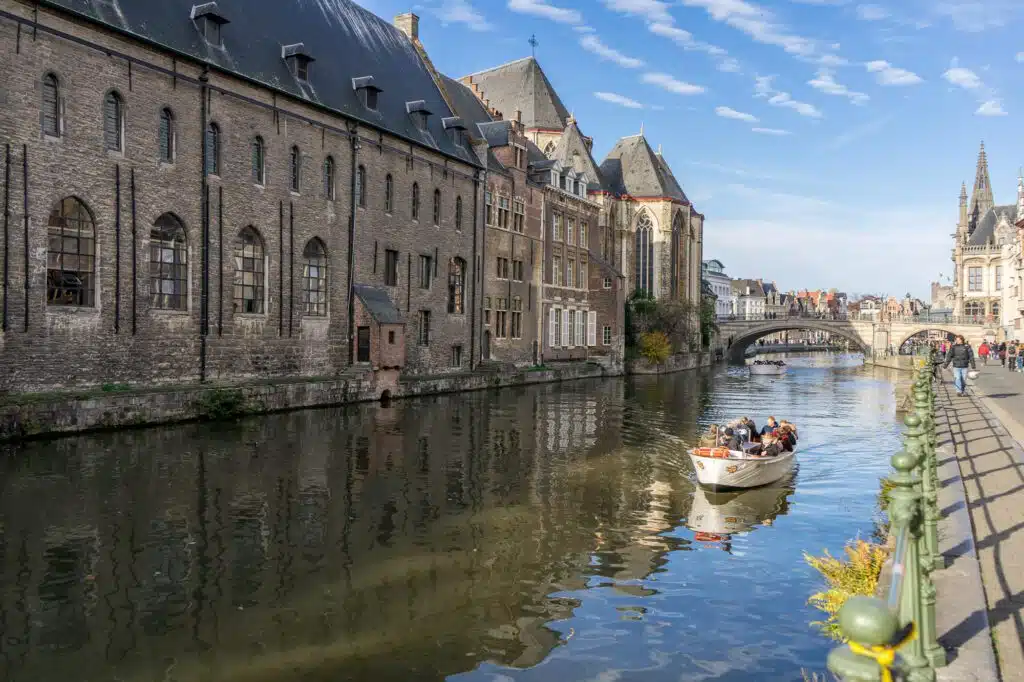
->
<box><xmin>968</xmin><ymin>142</ymin><xmax>994</xmax><ymax>234</ymax></box>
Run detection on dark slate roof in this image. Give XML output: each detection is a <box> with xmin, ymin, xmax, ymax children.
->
<box><xmin>732</xmin><ymin>279</ymin><xmax>764</xmax><ymax>297</ymax></box>
<box><xmin>550</xmin><ymin>122</ymin><xmax>603</xmax><ymax>189</ymax></box>
<box><xmin>968</xmin><ymin>204</ymin><xmax>1019</xmax><ymax>246</ymax></box>
<box><xmin>655</xmin><ymin>152</ymin><xmax>690</xmax><ymax>204</ymax></box>
<box><xmin>761</xmin><ymin>281</ymin><xmax>778</xmax><ymax>295</ymax></box>
<box><xmin>353</xmin><ymin>284</ymin><xmax>402</xmax><ymax>324</ymax></box>
<box><xmin>599</xmin><ymin>135</ymin><xmax>689</xmax><ymax>202</ymax></box>
<box><xmin>41</xmin><ymin>0</ymin><xmax>480</xmax><ymax>167</ymax></box>
<box><xmin>477</xmin><ymin>121</ymin><xmax>512</xmax><ymax>149</ymax></box>
<box><xmin>461</xmin><ymin>57</ymin><xmax>570</xmax><ymax>131</ymax></box>
<box><xmin>439</xmin><ymin>73</ymin><xmax>493</xmax><ymax>133</ymax></box>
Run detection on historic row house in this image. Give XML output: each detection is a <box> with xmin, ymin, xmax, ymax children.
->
<box><xmin>0</xmin><ymin>0</ymin><xmax>489</xmax><ymax>392</ymax></box>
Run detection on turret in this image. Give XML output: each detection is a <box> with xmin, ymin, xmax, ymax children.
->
<box><xmin>968</xmin><ymin>141</ymin><xmax>994</xmax><ymax>232</ymax></box>
<box><xmin>958</xmin><ymin>182</ymin><xmax>968</xmax><ymax>236</ymax></box>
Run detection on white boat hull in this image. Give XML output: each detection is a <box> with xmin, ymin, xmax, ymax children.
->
<box><xmin>689</xmin><ymin>449</ymin><xmax>796</xmax><ymax>491</ymax></box>
<box><xmin>749</xmin><ymin>364</ymin><xmax>786</xmax><ymax>375</ymax></box>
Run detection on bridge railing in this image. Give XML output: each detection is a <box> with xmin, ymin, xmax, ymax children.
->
<box><xmin>827</xmin><ymin>367</ymin><xmax>945</xmax><ymax>680</ymax></box>
<box><xmin>717</xmin><ymin>312</ymin><xmax>851</xmax><ymax>322</ymax></box>
<box><xmin>717</xmin><ymin>312</ymin><xmax>990</xmax><ymax>326</ymax></box>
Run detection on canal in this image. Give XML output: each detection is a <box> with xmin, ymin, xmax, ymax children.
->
<box><xmin>0</xmin><ymin>354</ymin><xmax>904</xmax><ymax>682</ymax></box>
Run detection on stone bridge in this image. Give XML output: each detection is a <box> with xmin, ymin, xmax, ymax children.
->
<box><xmin>718</xmin><ymin>317</ymin><xmax>992</xmax><ymax>363</ymax></box>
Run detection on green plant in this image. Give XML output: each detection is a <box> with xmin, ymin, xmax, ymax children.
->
<box><xmin>101</xmin><ymin>383</ymin><xmax>131</xmax><ymax>393</ymax></box>
<box><xmin>700</xmin><ymin>295</ymin><xmax>718</xmax><ymax>348</ymax></box>
<box><xmin>804</xmin><ymin>539</ymin><xmax>889</xmax><ymax>640</ymax></box>
<box><xmin>194</xmin><ymin>388</ymin><xmax>247</xmax><ymax>421</ymax></box>
<box><xmin>639</xmin><ymin>331</ymin><xmax>671</xmax><ymax>364</ymax></box>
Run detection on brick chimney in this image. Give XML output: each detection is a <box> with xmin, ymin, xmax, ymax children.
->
<box><xmin>393</xmin><ymin>12</ymin><xmax>419</xmax><ymax>41</ymax></box>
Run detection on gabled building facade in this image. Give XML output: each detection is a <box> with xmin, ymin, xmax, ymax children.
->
<box><xmin>702</xmin><ymin>260</ymin><xmax>733</xmax><ymax>317</ymax></box>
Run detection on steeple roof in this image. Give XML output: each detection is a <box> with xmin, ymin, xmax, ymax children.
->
<box><xmin>549</xmin><ymin>121</ymin><xmax>603</xmax><ymax>188</ymax></box>
<box><xmin>969</xmin><ymin>141</ymin><xmax>995</xmax><ymax>225</ymax></box>
<box><xmin>599</xmin><ymin>135</ymin><xmax>689</xmax><ymax>202</ymax></box>
<box><xmin>460</xmin><ymin>57</ymin><xmax>570</xmax><ymax>131</ymax></box>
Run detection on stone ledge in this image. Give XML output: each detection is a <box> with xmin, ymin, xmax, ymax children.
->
<box><xmin>625</xmin><ymin>351</ymin><xmax>713</xmax><ymax>375</ymax></box>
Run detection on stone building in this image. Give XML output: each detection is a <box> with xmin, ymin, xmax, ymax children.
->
<box><xmin>701</xmin><ymin>259</ymin><xmax>733</xmax><ymax>317</ymax></box>
<box><xmin>731</xmin><ymin>279</ymin><xmax>764</xmax><ymax>319</ymax></box>
<box><xmin>0</xmin><ymin>0</ymin><xmax>487</xmax><ymax>393</ymax></box>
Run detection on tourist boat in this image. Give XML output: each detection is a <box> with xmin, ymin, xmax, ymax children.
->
<box><xmin>686</xmin><ymin>484</ymin><xmax>793</xmax><ymax>546</ymax></box>
<box><xmin>749</xmin><ymin>360</ymin><xmax>786</xmax><ymax>375</ymax></box>
<box><xmin>688</xmin><ymin>435</ymin><xmax>797</xmax><ymax>490</ymax></box>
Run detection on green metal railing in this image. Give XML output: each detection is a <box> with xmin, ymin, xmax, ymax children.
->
<box><xmin>827</xmin><ymin>367</ymin><xmax>946</xmax><ymax>681</ymax></box>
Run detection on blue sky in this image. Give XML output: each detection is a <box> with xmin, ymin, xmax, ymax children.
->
<box><xmin>354</xmin><ymin>0</ymin><xmax>1024</xmax><ymax>299</ymax></box>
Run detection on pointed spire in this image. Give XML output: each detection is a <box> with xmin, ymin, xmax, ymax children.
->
<box><xmin>969</xmin><ymin>140</ymin><xmax>995</xmax><ymax>220</ymax></box>
<box><xmin>640</xmin><ymin>122</ymin><xmax>644</xmax><ymax>136</ymax></box>
<box><xmin>960</xmin><ymin>182</ymin><xmax>967</xmax><ymax>203</ymax></box>
<box><xmin>658</xmin><ymin>143</ymin><xmax>663</xmax><ymax>155</ymax></box>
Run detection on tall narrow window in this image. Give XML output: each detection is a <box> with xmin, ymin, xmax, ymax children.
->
<box><xmin>356</xmin><ymin>165</ymin><xmax>366</xmax><ymax>206</ymax></box>
<box><xmin>290</xmin><ymin>145</ymin><xmax>301</xmax><ymax>192</ymax></box>
<box><xmin>205</xmin><ymin>122</ymin><xmax>220</xmax><ymax>175</ymax></box>
<box><xmin>448</xmin><ymin>257</ymin><xmax>465</xmax><ymax>314</ymax></box>
<box><xmin>634</xmin><ymin>212</ymin><xmax>654</xmax><ymax>295</ymax></box>
<box><xmin>433</xmin><ymin>189</ymin><xmax>441</xmax><ymax>226</ymax></box>
<box><xmin>150</xmin><ymin>213</ymin><xmax>188</xmax><ymax>310</ymax></box>
<box><xmin>159</xmin><ymin>108</ymin><xmax>175</xmax><ymax>163</ymax></box>
<box><xmin>419</xmin><ymin>310</ymin><xmax>431</xmax><ymax>346</ymax></box>
<box><xmin>47</xmin><ymin>197</ymin><xmax>95</xmax><ymax>306</ymax></box>
<box><xmin>252</xmin><ymin>136</ymin><xmax>266</xmax><ymax>184</ymax></box>
<box><xmin>302</xmin><ymin>238</ymin><xmax>328</xmax><ymax>316</ymax></box>
<box><xmin>324</xmin><ymin>157</ymin><xmax>336</xmax><ymax>200</ymax></box>
<box><xmin>385</xmin><ymin>174</ymin><xmax>394</xmax><ymax>213</ymax></box>
<box><xmin>42</xmin><ymin>73</ymin><xmax>61</xmax><ymax>137</ymax></box>
<box><xmin>485</xmin><ymin>192</ymin><xmax>494</xmax><ymax>225</ymax></box>
<box><xmin>384</xmin><ymin>249</ymin><xmax>399</xmax><ymax>286</ymax></box>
<box><xmin>412</xmin><ymin>182</ymin><xmax>420</xmax><ymax>220</ymax></box>
<box><xmin>233</xmin><ymin>227</ymin><xmax>265</xmax><ymax>314</ymax></box>
<box><xmin>104</xmin><ymin>91</ymin><xmax>124</xmax><ymax>152</ymax></box>
<box><xmin>455</xmin><ymin>196</ymin><xmax>463</xmax><ymax>231</ymax></box>
<box><xmin>670</xmin><ymin>215</ymin><xmax>681</xmax><ymax>298</ymax></box>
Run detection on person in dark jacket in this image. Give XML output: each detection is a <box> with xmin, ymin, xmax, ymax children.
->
<box><xmin>720</xmin><ymin>427</ymin><xmax>741</xmax><ymax>451</ymax></box>
<box><xmin>944</xmin><ymin>335</ymin><xmax>976</xmax><ymax>397</ymax></box>
<box><xmin>760</xmin><ymin>417</ymin><xmax>778</xmax><ymax>438</ymax></box>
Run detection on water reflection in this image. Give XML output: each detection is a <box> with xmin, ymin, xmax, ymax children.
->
<box><xmin>0</xmin><ymin>355</ymin><xmax>903</xmax><ymax>682</ymax></box>
<box><xmin>686</xmin><ymin>483</ymin><xmax>795</xmax><ymax>552</ymax></box>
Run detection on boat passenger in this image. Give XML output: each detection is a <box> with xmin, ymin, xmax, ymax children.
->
<box><xmin>760</xmin><ymin>417</ymin><xmax>778</xmax><ymax>437</ymax></box>
<box><xmin>743</xmin><ymin>417</ymin><xmax>760</xmax><ymax>442</ymax></box>
<box><xmin>778</xmin><ymin>425</ymin><xmax>796</xmax><ymax>452</ymax></box>
<box><xmin>761</xmin><ymin>435</ymin><xmax>783</xmax><ymax>457</ymax></box>
<box><xmin>721</xmin><ymin>427</ymin><xmax>741</xmax><ymax>451</ymax></box>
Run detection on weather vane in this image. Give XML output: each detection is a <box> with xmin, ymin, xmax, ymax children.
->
<box><xmin>529</xmin><ymin>34</ymin><xmax>538</xmax><ymax>57</ymax></box>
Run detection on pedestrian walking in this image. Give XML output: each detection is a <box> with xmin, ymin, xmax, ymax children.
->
<box><xmin>979</xmin><ymin>341</ymin><xmax>990</xmax><ymax>365</ymax></box>
<box><xmin>998</xmin><ymin>341</ymin><xmax>1007</xmax><ymax>366</ymax></box>
<box><xmin>1008</xmin><ymin>341</ymin><xmax>1018</xmax><ymax>372</ymax></box>
<box><xmin>944</xmin><ymin>335</ymin><xmax>976</xmax><ymax>397</ymax></box>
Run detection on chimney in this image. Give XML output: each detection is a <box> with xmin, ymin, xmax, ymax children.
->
<box><xmin>393</xmin><ymin>12</ymin><xmax>419</xmax><ymax>41</ymax></box>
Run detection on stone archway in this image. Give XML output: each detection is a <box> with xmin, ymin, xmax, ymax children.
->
<box><xmin>726</xmin><ymin>322</ymin><xmax>871</xmax><ymax>363</ymax></box>
<box><xmin>893</xmin><ymin>326</ymin><xmax>989</xmax><ymax>351</ymax></box>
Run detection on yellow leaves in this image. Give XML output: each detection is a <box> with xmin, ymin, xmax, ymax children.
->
<box><xmin>639</xmin><ymin>331</ymin><xmax>672</xmax><ymax>364</ymax></box>
<box><xmin>804</xmin><ymin>539</ymin><xmax>889</xmax><ymax>640</ymax></box>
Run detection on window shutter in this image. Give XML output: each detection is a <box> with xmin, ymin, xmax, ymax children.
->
<box><xmin>104</xmin><ymin>96</ymin><xmax>119</xmax><ymax>150</ymax></box>
<box><xmin>159</xmin><ymin>114</ymin><xmax>170</xmax><ymax>161</ymax></box>
<box><xmin>42</xmin><ymin>78</ymin><xmax>59</xmax><ymax>136</ymax></box>
<box><xmin>561</xmin><ymin>309</ymin><xmax>570</xmax><ymax>347</ymax></box>
<box><xmin>576</xmin><ymin>312</ymin><xmax>584</xmax><ymax>347</ymax></box>
<box><xmin>588</xmin><ymin>311</ymin><xmax>597</xmax><ymax>346</ymax></box>
<box><xmin>252</xmin><ymin>141</ymin><xmax>260</xmax><ymax>182</ymax></box>
<box><xmin>548</xmin><ymin>307</ymin><xmax>557</xmax><ymax>347</ymax></box>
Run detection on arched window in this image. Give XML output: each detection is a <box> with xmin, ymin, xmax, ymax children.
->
<box><xmin>964</xmin><ymin>301</ymin><xmax>983</xmax><ymax>318</ymax></box>
<box><xmin>47</xmin><ymin>197</ymin><xmax>96</xmax><ymax>306</ymax></box>
<box><xmin>42</xmin><ymin>73</ymin><xmax>61</xmax><ymax>137</ymax></box>
<box><xmin>205</xmin><ymin>122</ymin><xmax>220</xmax><ymax>175</ymax></box>
<box><xmin>670</xmin><ymin>213</ymin><xmax>682</xmax><ymax>299</ymax></box>
<box><xmin>412</xmin><ymin>182</ymin><xmax>420</xmax><ymax>220</ymax></box>
<box><xmin>290</xmin><ymin>146</ymin><xmax>301</xmax><ymax>192</ymax></box>
<box><xmin>634</xmin><ymin>212</ymin><xmax>654</xmax><ymax>296</ymax></box>
<box><xmin>433</xmin><ymin>188</ymin><xmax>441</xmax><ymax>226</ymax></box>
<box><xmin>252</xmin><ymin>136</ymin><xmax>265</xmax><ymax>184</ymax></box>
<box><xmin>455</xmin><ymin>196</ymin><xmax>463</xmax><ymax>231</ymax></box>
<box><xmin>150</xmin><ymin>213</ymin><xmax>187</xmax><ymax>310</ymax></box>
<box><xmin>991</xmin><ymin>301</ymin><xmax>1001</xmax><ymax>319</ymax></box>
<box><xmin>302</xmin><ymin>238</ymin><xmax>328</xmax><ymax>316</ymax></box>
<box><xmin>543</xmin><ymin>141</ymin><xmax>555</xmax><ymax>156</ymax></box>
<box><xmin>355</xmin><ymin>164</ymin><xmax>366</xmax><ymax>207</ymax></box>
<box><xmin>104</xmin><ymin>91</ymin><xmax>124</xmax><ymax>152</ymax></box>
<box><xmin>324</xmin><ymin>157</ymin><xmax>336</xmax><ymax>200</ymax></box>
<box><xmin>233</xmin><ymin>227</ymin><xmax>265</xmax><ymax>314</ymax></box>
<box><xmin>385</xmin><ymin>174</ymin><xmax>394</xmax><ymax>213</ymax></box>
<box><xmin>159</xmin><ymin>108</ymin><xmax>175</xmax><ymax>163</ymax></box>
<box><xmin>448</xmin><ymin>257</ymin><xmax>465</xmax><ymax>314</ymax></box>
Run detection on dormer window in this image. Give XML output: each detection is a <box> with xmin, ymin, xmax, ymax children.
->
<box><xmin>406</xmin><ymin>100</ymin><xmax>432</xmax><ymax>132</ymax></box>
<box><xmin>191</xmin><ymin>3</ymin><xmax>229</xmax><ymax>46</ymax></box>
<box><xmin>282</xmin><ymin>43</ymin><xmax>314</xmax><ymax>82</ymax></box>
<box><xmin>352</xmin><ymin>76</ymin><xmax>382</xmax><ymax>112</ymax></box>
<box><xmin>551</xmin><ymin>170</ymin><xmax>559</xmax><ymax>187</ymax></box>
<box><xmin>442</xmin><ymin>117</ymin><xmax>466</xmax><ymax>147</ymax></box>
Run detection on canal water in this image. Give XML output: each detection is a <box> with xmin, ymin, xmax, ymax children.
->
<box><xmin>0</xmin><ymin>354</ymin><xmax>905</xmax><ymax>682</ymax></box>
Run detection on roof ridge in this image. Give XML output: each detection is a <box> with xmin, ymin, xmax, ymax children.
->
<box><xmin>460</xmin><ymin>56</ymin><xmax>533</xmax><ymax>79</ymax></box>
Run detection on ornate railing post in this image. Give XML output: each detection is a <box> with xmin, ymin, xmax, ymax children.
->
<box><xmin>827</xmin><ymin>597</ymin><xmax>903</xmax><ymax>681</ymax></box>
<box><xmin>888</xmin><ymin>447</ymin><xmax>933</xmax><ymax>681</ymax></box>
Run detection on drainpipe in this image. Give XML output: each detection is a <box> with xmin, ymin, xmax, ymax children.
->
<box><xmin>199</xmin><ymin>67</ymin><xmax>210</xmax><ymax>382</ymax></box>
<box><xmin>470</xmin><ymin>169</ymin><xmax>481</xmax><ymax>369</ymax></box>
<box><xmin>345</xmin><ymin>124</ymin><xmax>360</xmax><ymax>366</ymax></box>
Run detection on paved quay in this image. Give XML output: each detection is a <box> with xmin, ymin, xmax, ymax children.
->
<box><xmin>934</xmin><ymin>367</ymin><xmax>1024</xmax><ymax>681</ymax></box>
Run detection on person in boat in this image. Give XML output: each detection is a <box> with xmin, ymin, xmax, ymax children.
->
<box><xmin>760</xmin><ymin>417</ymin><xmax>778</xmax><ymax>438</ymax></box>
<box><xmin>777</xmin><ymin>424</ymin><xmax>797</xmax><ymax>452</ymax></box>
<box><xmin>700</xmin><ymin>424</ymin><xmax>720</xmax><ymax>447</ymax></box>
<box><xmin>760</xmin><ymin>434</ymin><xmax>783</xmax><ymax>457</ymax></box>
<box><xmin>742</xmin><ymin>417</ymin><xmax>759</xmax><ymax>442</ymax></box>
<box><xmin>720</xmin><ymin>427</ymin><xmax>741</xmax><ymax>451</ymax></box>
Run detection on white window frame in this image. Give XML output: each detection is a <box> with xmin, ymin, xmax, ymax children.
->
<box><xmin>587</xmin><ymin>311</ymin><xmax>597</xmax><ymax>346</ymax></box>
<box><xmin>549</xmin><ymin>307</ymin><xmax>558</xmax><ymax>347</ymax></box>
<box><xmin>576</xmin><ymin>310</ymin><xmax>586</xmax><ymax>347</ymax></box>
<box><xmin>561</xmin><ymin>308</ymin><xmax>570</xmax><ymax>347</ymax></box>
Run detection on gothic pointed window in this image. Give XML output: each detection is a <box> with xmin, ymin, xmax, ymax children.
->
<box><xmin>302</xmin><ymin>238</ymin><xmax>328</xmax><ymax>316</ymax></box>
<box><xmin>42</xmin><ymin>73</ymin><xmax>61</xmax><ymax>137</ymax></box>
<box><xmin>159</xmin><ymin>108</ymin><xmax>175</xmax><ymax>163</ymax></box>
<box><xmin>412</xmin><ymin>182</ymin><xmax>420</xmax><ymax>220</ymax></box>
<box><xmin>448</xmin><ymin>257</ymin><xmax>465</xmax><ymax>314</ymax></box>
<box><xmin>670</xmin><ymin>213</ymin><xmax>682</xmax><ymax>299</ymax></box>
<box><xmin>47</xmin><ymin>197</ymin><xmax>96</xmax><ymax>306</ymax></box>
<box><xmin>150</xmin><ymin>213</ymin><xmax>188</xmax><ymax>310</ymax></box>
<box><xmin>234</xmin><ymin>227</ymin><xmax>265</xmax><ymax>314</ymax></box>
<box><xmin>634</xmin><ymin>212</ymin><xmax>654</xmax><ymax>296</ymax></box>
<box><xmin>324</xmin><ymin>157</ymin><xmax>336</xmax><ymax>200</ymax></box>
<box><xmin>103</xmin><ymin>91</ymin><xmax>124</xmax><ymax>152</ymax></box>
<box><xmin>290</xmin><ymin>145</ymin><xmax>301</xmax><ymax>192</ymax></box>
<box><xmin>385</xmin><ymin>173</ymin><xmax>394</xmax><ymax>212</ymax></box>
<box><xmin>205</xmin><ymin>122</ymin><xmax>220</xmax><ymax>175</ymax></box>
<box><xmin>252</xmin><ymin>136</ymin><xmax>265</xmax><ymax>184</ymax></box>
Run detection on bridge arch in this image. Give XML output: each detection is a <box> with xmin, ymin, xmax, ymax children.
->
<box><xmin>893</xmin><ymin>325</ymin><xmax>994</xmax><ymax>351</ymax></box>
<box><xmin>724</xmin><ymin>321</ymin><xmax>871</xmax><ymax>363</ymax></box>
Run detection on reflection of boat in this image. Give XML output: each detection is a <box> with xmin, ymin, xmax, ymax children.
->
<box><xmin>749</xmin><ymin>360</ymin><xmax>786</xmax><ymax>375</ymax></box>
<box><xmin>686</xmin><ymin>484</ymin><xmax>793</xmax><ymax>542</ymax></box>
<box><xmin>689</xmin><ymin>446</ymin><xmax>796</xmax><ymax>491</ymax></box>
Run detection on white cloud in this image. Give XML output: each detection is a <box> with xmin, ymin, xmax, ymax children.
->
<box><xmin>934</xmin><ymin>1</ymin><xmax>1020</xmax><ymax>32</ymax></box>
<box><xmin>855</xmin><ymin>4</ymin><xmax>889</xmax><ymax>20</ymax></box>
<box><xmin>679</xmin><ymin>0</ymin><xmax>832</xmax><ymax>62</ymax></box>
<box><xmin>600</xmin><ymin>0</ymin><xmax>674</xmax><ymax>23</ymax></box>
<box><xmin>808</xmin><ymin>69</ymin><xmax>870</xmax><ymax>104</ymax></box>
<box><xmin>432</xmin><ymin>0</ymin><xmax>492</xmax><ymax>30</ymax></box>
<box><xmin>865</xmin><ymin>60</ymin><xmax>923</xmax><ymax>85</ymax></box>
<box><xmin>1016</xmin><ymin>52</ymin><xmax>1024</xmax><ymax>63</ymax></box>
<box><xmin>976</xmin><ymin>99</ymin><xmax>1007</xmax><ymax>116</ymax></box>
<box><xmin>594</xmin><ymin>91</ymin><xmax>645</xmax><ymax>108</ymax></box>
<box><xmin>579</xmin><ymin>35</ymin><xmax>644</xmax><ymax>68</ymax></box>
<box><xmin>754</xmin><ymin>75</ymin><xmax>824</xmax><ymax>118</ymax></box>
<box><xmin>942</xmin><ymin>64</ymin><xmax>983</xmax><ymax>90</ymax></box>
<box><xmin>752</xmin><ymin>127</ymin><xmax>792</xmax><ymax>135</ymax></box>
<box><xmin>642</xmin><ymin>72</ymin><xmax>706</xmax><ymax>95</ymax></box>
<box><xmin>506</xmin><ymin>0</ymin><xmax>583</xmax><ymax>24</ymax></box>
<box><xmin>637</xmin><ymin>21</ymin><xmax>739</xmax><ymax>72</ymax></box>
<box><xmin>716</xmin><ymin>106</ymin><xmax>759</xmax><ymax>122</ymax></box>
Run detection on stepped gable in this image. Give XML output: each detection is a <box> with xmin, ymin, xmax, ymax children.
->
<box><xmin>43</xmin><ymin>0</ymin><xmax>478</xmax><ymax>165</ymax></box>
<box><xmin>549</xmin><ymin>121</ymin><xmax>603</xmax><ymax>189</ymax></box>
<box><xmin>967</xmin><ymin>205</ymin><xmax>1019</xmax><ymax>246</ymax></box>
<box><xmin>460</xmin><ymin>57</ymin><xmax>570</xmax><ymax>131</ymax></box>
<box><xmin>439</xmin><ymin>73</ymin><xmax>493</xmax><ymax>131</ymax></box>
<box><xmin>599</xmin><ymin>134</ymin><xmax>689</xmax><ymax>203</ymax></box>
